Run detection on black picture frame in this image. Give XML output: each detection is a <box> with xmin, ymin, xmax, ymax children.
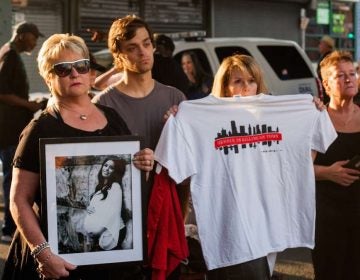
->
<box><xmin>39</xmin><ymin>136</ymin><xmax>146</xmax><ymax>267</ymax></box>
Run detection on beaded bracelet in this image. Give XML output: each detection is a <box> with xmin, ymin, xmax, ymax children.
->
<box><xmin>34</xmin><ymin>244</ymin><xmax>50</xmax><ymax>258</ymax></box>
<box><xmin>31</xmin><ymin>241</ymin><xmax>50</xmax><ymax>258</ymax></box>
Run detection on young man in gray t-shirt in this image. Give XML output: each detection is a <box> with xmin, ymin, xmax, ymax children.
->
<box><xmin>92</xmin><ymin>15</ymin><xmax>186</xmax><ymax>150</ymax></box>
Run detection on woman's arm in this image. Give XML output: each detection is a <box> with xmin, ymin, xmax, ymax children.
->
<box><xmin>93</xmin><ymin>66</ymin><xmax>120</xmax><ymax>90</ymax></box>
<box><xmin>0</xmin><ymin>94</ymin><xmax>44</xmax><ymax>112</ymax></box>
<box><xmin>10</xmin><ymin>168</ymin><xmax>76</xmax><ymax>278</ymax></box>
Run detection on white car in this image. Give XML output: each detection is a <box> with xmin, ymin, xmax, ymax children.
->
<box><xmin>173</xmin><ymin>37</ymin><xmax>320</xmax><ymax>97</ymax></box>
<box><xmin>93</xmin><ymin>36</ymin><xmax>321</xmax><ymax>97</ymax></box>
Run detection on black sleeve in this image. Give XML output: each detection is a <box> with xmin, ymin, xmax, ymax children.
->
<box><xmin>0</xmin><ymin>50</ymin><xmax>17</xmax><ymax>94</ymax></box>
<box><xmin>12</xmin><ymin>119</ymin><xmax>42</xmax><ymax>173</ymax></box>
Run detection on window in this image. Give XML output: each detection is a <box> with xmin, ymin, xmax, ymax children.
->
<box><xmin>258</xmin><ymin>46</ymin><xmax>313</xmax><ymax>80</ymax></box>
<box><xmin>214</xmin><ymin>46</ymin><xmax>252</xmax><ymax>63</ymax></box>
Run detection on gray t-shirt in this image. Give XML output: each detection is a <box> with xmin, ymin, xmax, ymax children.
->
<box><xmin>92</xmin><ymin>81</ymin><xmax>186</xmax><ymax>149</ymax></box>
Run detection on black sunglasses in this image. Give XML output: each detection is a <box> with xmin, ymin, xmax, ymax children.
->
<box><xmin>52</xmin><ymin>59</ymin><xmax>90</xmax><ymax>77</ymax></box>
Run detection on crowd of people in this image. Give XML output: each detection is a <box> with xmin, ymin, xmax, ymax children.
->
<box><xmin>0</xmin><ymin>14</ymin><xmax>359</xmax><ymax>280</ymax></box>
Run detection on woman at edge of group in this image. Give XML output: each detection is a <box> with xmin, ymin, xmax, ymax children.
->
<box><xmin>83</xmin><ymin>157</ymin><xmax>128</xmax><ymax>251</ymax></box>
<box><xmin>2</xmin><ymin>33</ymin><xmax>154</xmax><ymax>280</ymax></box>
<box><xmin>312</xmin><ymin>50</ymin><xmax>360</xmax><ymax>280</ymax></box>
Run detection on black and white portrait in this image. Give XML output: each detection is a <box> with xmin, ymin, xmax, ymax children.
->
<box><xmin>40</xmin><ymin>137</ymin><xmax>144</xmax><ymax>266</ymax></box>
<box><xmin>55</xmin><ymin>154</ymin><xmax>133</xmax><ymax>253</ymax></box>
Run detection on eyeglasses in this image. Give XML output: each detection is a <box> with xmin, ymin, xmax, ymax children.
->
<box><xmin>52</xmin><ymin>59</ymin><xmax>90</xmax><ymax>77</ymax></box>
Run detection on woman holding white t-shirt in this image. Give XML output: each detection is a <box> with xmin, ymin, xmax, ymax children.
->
<box><xmin>164</xmin><ymin>54</ymin><xmax>326</xmax><ymax>279</ymax></box>
<box><xmin>208</xmin><ymin>55</ymin><xmax>276</xmax><ymax>279</ymax></box>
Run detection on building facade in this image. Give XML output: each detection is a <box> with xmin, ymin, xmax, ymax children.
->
<box><xmin>4</xmin><ymin>0</ymin><xmax>359</xmax><ymax>92</ymax></box>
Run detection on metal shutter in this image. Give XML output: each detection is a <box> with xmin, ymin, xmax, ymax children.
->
<box><xmin>144</xmin><ymin>0</ymin><xmax>205</xmax><ymax>33</ymax></box>
<box><xmin>212</xmin><ymin>0</ymin><xmax>302</xmax><ymax>43</ymax></box>
<box><xmin>78</xmin><ymin>0</ymin><xmax>139</xmax><ymax>52</ymax></box>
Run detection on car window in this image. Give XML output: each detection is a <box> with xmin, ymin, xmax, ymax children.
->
<box><xmin>174</xmin><ymin>48</ymin><xmax>213</xmax><ymax>76</ymax></box>
<box><xmin>257</xmin><ymin>45</ymin><xmax>313</xmax><ymax>80</ymax></box>
<box><xmin>215</xmin><ymin>46</ymin><xmax>252</xmax><ymax>63</ymax></box>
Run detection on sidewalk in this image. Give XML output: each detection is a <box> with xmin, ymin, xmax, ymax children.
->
<box><xmin>0</xmin><ymin>168</ymin><xmax>314</xmax><ymax>280</ymax></box>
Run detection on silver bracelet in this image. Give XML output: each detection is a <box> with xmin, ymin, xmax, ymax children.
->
<box><xmin>37</xmin><ymin>251</ymin><xmax>53</xmax><ymax>267</ymax></box>
<box><xmin>31</xmin><ymin>241</ymin><xmax>50</xmax><ymax>258</ymax></box>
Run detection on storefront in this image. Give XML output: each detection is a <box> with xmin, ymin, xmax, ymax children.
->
<box><xmin>305</xmin><ymin>0</ymin><xmax>358</xmax><ymax>62</ymax></box>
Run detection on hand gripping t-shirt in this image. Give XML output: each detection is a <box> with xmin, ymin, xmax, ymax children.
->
<box><xmin>154</xmin><ymin>94</ymin><xmax>337</xmax><ymax>270</ymax></box>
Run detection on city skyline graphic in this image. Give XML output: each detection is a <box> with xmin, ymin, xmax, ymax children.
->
<box><xmin>214</xmin><ymin>120</ymin><xmax>282</xmax><ymax>155</ymax></box>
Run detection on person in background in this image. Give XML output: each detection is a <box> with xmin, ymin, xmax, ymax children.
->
<box><xmin>181</xmin><ymin>51</ymin><xmax>213</xmax><ymax>100</ymax></box>
<box><xmin>92</xmin><ymin>65</ymin><xmax>122</xmax><ymax>91</ymax></box>
<box><xmin>1</xmin><ymin>33</ymin><xmax>153</xmax><ymax>280</ymax></box>
<box><xmin>317</xmin><ymin>35</ymin><xmax>335</xmax><ymax>104</ymax></box>
<box><xmin>0</xmin><ymin>21</ymin><xmax>46</xmax><ymax>243</ymax></box>
<box><xmin>152</xmin><ymin>34</ymin><xmax>189</xmax><ymax>94</ymax></box>
<box><xmin>312</xmin><ymin>50</ymin><xmax>360</xmax><ymax>280</ymax></box>
<box><xmin>88</xmin><ymin>52</ymin><xmax>106</xmax><ymax>96</ymax></box>
<box><xmin>85</xmin><ymin>28</ymin><xmax>122</xmax><ymax>91</ymax></box>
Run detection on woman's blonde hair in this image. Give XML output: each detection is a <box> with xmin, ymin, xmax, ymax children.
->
<box><xmin>212</xmin><ymin>54</ymin><xmax>268</xmax><ymax>97</ymax></box>
<box><xmin>320</xmin><ymin>50</ymin><xmax>354</xmax><ymax>81</ymax></box>
<box><xmin>37</xmin><ymin>33</ymin><xmax>89</xmax><ymax>80</ymax></box>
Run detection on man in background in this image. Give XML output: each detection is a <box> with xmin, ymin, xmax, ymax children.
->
<box><xmin>0</xmin><ymin>22</ymin><xmax>45</xmax><ymax>242</ymax></box>
<box><xmin>152</xmin><ymin>34</ymin><xmax>189</xmax><ymax>93</ymax></box>
<box><xmin>317</xmin><ymin>35</ymin><xmax>335</xmax><ymax>104</ymax></box>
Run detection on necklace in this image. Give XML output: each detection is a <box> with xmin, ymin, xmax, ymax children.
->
<box><xmin>55</xmin><ymin>103</ymin><xmax>93</xmax><ymax>121</ymax></box>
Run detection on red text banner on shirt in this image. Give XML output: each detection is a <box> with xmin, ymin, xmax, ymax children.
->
<box><xmin>214</xmin><ymin>132</ymin><xmax>282</xmax><ymax>149</ymax></box>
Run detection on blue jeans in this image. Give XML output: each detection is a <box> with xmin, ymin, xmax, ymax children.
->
<box><xmin>0</xmin><ymin>145</ymin><xmax>16</xmax><ymax>236</ymax></box>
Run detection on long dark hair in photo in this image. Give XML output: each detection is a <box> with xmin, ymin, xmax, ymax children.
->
<box><xmin>93</xmin><ymin>157</ymin><xmax>127</xmax><ymax>200</ymax></box>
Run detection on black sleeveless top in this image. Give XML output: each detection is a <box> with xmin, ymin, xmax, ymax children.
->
<box><xmin>314</xmin><ymin>130</ymin><xmax>360</xmax><ymax>209</ymax></box>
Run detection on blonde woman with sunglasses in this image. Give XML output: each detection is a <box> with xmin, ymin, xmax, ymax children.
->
<box><xmin>2</xmin><ymin>34</ymin><xmax>154</xmax><ymax>280</ymax></box>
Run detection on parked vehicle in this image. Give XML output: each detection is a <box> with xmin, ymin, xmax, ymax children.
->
<box><xmin>93</xmin><ymin>35</ymin><xmax>320</xmax><ymax>97</ymax></box>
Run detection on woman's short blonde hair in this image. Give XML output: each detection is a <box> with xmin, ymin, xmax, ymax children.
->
<box><xmin>320</xmin><ymin>50</ymin><xmax>354</xmax><ymax>81</ymax></box>
<box><xmin>37</xmin><ymin>33</ymin><xmax>89</xmax><ymax>80</ymax></box>
<box><xmin>212</xmin><ymin>54</ymin><xmax>268</xmax><ymax>97</ymax></box>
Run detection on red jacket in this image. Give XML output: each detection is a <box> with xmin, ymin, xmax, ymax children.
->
<box><xmin>147</xmin><ymin>168</ymin><xmax>189</xmax><ymax>280</ymax></box>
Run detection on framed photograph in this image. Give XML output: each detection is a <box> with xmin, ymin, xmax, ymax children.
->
<box><xmin>39</xmin><ymin>136</ymin><xmax>145</xmax><ymax>266</ymax></box>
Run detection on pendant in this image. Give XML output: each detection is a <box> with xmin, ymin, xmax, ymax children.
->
<box><xmin>80</xmin><ymin>114</ymin><xmax>87</xmax><ymax>120</ymax></box>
